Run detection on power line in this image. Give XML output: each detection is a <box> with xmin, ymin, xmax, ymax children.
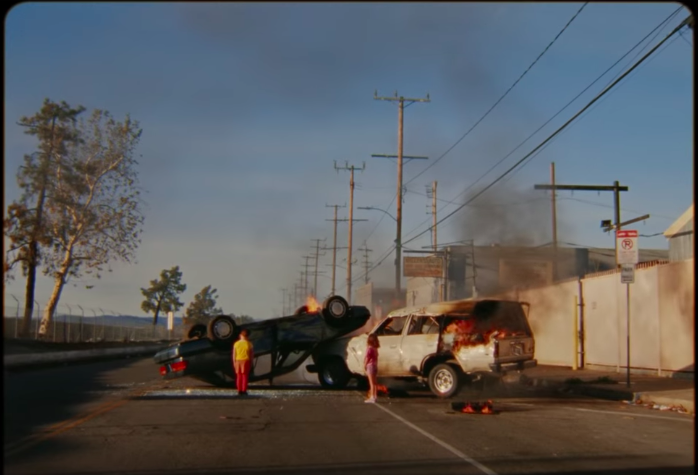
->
<box><xmin>399</xmin><ymin>7</ymin><xmax>685</xmax><ymax>250</ymax></box>
<box><xmin>402</xmin><ymin>14</ymin><xmax>692</xmax><ymax>248</ymax></box>
<box><xmin>356</xmin><ymin>10</ymin><xmax>689</xmax><ymax>280</ymax></box>
<box><xmin>405</xmin><ymin>2</ymin><xmax>589</xmax><ymax>186</ymax></box>
<box><xmin>443</xmin><ymin>6</ymin><xmax>685</xmax><ymax>211</ymax></box>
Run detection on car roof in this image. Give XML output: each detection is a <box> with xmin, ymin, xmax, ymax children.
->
<box><xmin>385</xmin><ymin>298</ymin><xmax>525</xmax><ymax>318</ymax></box>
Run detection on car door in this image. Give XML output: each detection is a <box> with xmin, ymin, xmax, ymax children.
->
<box><xmin>400</xmin><ymin>314</ymin><xmax>441</xmax><ymax>375</ymax></box>
<box><xmin>373</xmin><ymin>315</ymin><xmax>408</xmax><ymax>376</ymax></box>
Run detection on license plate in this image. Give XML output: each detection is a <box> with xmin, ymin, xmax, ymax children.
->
<box><xmin>510</xmin><ymin>342</ymin><xmax>523</xmax><ymax>356</ymax></box>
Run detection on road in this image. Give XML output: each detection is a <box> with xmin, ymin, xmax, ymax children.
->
<box><xmin>4</xmin><ymin>357</ymin><xmax>694</xmax><ymax>475</ymax></box>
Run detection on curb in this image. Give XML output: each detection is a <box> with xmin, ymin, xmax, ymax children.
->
<box><xmin>3</xmin><ymin>345</ymin><xmax>168</xmax><ymax>370</ymax></box>
<box><xmin>522</xmin><ymin>376</ymin><xmax>694</xmax><ymax>414</ymax></box>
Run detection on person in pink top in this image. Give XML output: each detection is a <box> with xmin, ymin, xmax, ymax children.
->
<box><xmin>364</xmin><ymin>334</ymin><xmax>380</xmax><ymax>403</ymax></box>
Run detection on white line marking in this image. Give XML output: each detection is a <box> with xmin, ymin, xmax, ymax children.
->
<box><xmin>570</xmin><ymin>407</ymin><xmax>693</xmax><ymax>422</ymax></box>
<box><xmin>373</xmin><ymin>403</ymin><xmax>498</xmax><ymax>475</ymax></box>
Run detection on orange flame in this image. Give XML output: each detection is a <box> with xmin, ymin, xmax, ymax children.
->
<box><xmin>377</xmin><ymin>384</ymin><xmax>389</xmax><ymax>395</ymax></box>
<box><xmin>305</xmin><ymin>296</ymin><xmax>321</xmax><ymax>313</ymax></box>
<box><xmin>460</xmin><ymin>400</ymin><xmax>496</xmax><ymax>414</ymax></box>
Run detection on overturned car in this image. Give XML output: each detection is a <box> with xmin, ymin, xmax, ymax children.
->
<box><xmin>154</xmin><ymin>295</ymin><xmax>371</xmax><ymax>387</ymax></box>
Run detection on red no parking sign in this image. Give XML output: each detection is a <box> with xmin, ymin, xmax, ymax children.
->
<box><xmin>616</xmin><ymin>230</ymin><xmax>639</xmax><ymax>266</ymax></box>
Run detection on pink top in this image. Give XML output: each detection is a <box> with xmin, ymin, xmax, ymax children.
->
<box><xmin>365</xmin><ymin>346</ymin><xmax>378</xmax><ymax>367</ymax></box>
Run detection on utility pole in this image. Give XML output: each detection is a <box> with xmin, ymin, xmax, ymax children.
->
<box><xmin>280</xmin><ymin>288</ymin><xmax>288</xmax><ymax>316</ymax></box>
<box><xmin>293</xmin><ymin>282</ymin><xmax>301</xmax><ymax>309</ymax></box>
<box><xmin>334</xmin><ymin>161</ymin><xmax>367</xmax><ymax>303</ymax></box>
<box><xmin>550</xmin><ymin>163</ymin><xmax>558</xmax><ymax>280</ymax></box>
<box><xmin>374</xmin><ymin>90</ymin><xmax>430</xmax><ymax>302</ymax></box>
<box><xmin>358</xmin><ymin>242</ymin><xmax>373</xmax><ymax>284</ymax></box>
<box><xmin>534</xmin><ymin>181</ymin><xmax>629</xmax><ymax>272</ymax></box>
<box><xmin>324</xmin><ymin>204</ymin><xmax>348</xmax><ymax>297</ymax></box>
<box><xmin>310</xmin><ymin>238</ymin><xmax>326</xmax><ymax>298</ymax></box>
<box><xmin>301</xmin><ymin>256</ymin><xmax>314</xmax><ymax>297</ymax></box>
<box><xmin>426</xmin><ymin>181</ymin><xmax>438</xmax><ymax>252</ymax></box>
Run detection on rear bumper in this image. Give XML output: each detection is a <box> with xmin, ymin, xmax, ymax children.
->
<box><xmin>490</xmin><ymin>359</ymin><xmax>537</xmax><ymax>373</ymax></box>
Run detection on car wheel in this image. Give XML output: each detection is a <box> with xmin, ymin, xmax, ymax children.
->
<box><xmin>428</xmin><ymin>364</ymin><xmax>461</xmax><ymax>398</ymax></box>
<box><xmin>321</xmin><ymin>295</ymin><xmax>349</xmax><ymax>327</ymax></box>
<box><xmin>186</xmin><ymin>323</ymin><xmax>207</xmax><ymax>340</ymax></box>
<box><xmin>317</xmin><ymin>357</ymin><xmax>351</xmax><ymax>389</ymax></box>
<box><xmin>207</xmin><ymin>315</ymin><xmax>238</xmax><ymax>348</ymax></box>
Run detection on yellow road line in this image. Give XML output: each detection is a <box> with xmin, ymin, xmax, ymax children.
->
<box><xmin>4</xmin><ymin>382</ymin><xmax>164</xmax><ymax>459</ymax></box>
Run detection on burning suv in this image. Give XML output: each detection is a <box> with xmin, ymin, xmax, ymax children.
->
<box><xmin>154</xmin><ymin>295</ymin><xmax>371</xmax><ymax>387</ymax></box>
<box><xmin>309</xmin><ymin>298</ymin><xmax>537</xmax><ymax>398</ymax></box>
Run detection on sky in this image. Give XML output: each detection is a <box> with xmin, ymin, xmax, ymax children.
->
<box><xmin>4</xmin><ymin>2</ymin><xmax>693</xmax><ymax>320</ymax></box>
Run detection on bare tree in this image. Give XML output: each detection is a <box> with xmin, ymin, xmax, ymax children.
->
<box><xmin>37</xmin><ymin>109</ymin><xmax>144</xmax><ymax>336</ymax></box>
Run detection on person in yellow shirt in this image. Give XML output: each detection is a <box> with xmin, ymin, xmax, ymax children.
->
<box><xmin>232</xmin><ymin>329</ymin><xmax>254</xmax><ymax>396</ymax></box>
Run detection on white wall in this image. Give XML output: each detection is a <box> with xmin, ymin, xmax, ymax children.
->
<box><xmin>486</xmin><ymin>259</ymin><xmax>694</xmax><ymax>375</ymax></box>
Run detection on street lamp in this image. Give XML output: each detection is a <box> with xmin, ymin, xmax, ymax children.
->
<box><xmin>358</xmin><ymin>206</ymin><xmax>397</xmax><ymax>222</ymax></box>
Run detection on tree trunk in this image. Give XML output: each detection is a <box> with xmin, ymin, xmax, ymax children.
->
<box><xmin>38</xmin><ymin>249</ymin><xmax>71</xmax><ymax>337</ymax></box>
<box><xmin>21</xmin><ymin>116</ymin><xmax>56</xmax><ymax>338</ymax></box>
<box><xmin>21</xmin><ymin>240</ymin><xmax>39</xmax><ymax>338</ymax></box>
<box><xmin>152</xmin><ymin>299</ymin><xmax>162</xmax><ymax>326</ymax></box>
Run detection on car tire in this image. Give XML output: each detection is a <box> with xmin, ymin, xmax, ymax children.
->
<box><xmin>321</xmin><ymin>295</ymin><xmax>350</xmax><ymax>327</ymax></box>
<box><xmin>428</xmin><ymin>363</ymin><xmax>461</xmax><ymax>399</ymax></box>
<box><xmin>186</xmin><ymin>323</ymin><xmax>207</xmax><ymax>340</ymax></box>
<box><xmin>317</xmin><ymin>357</ymin><xmax>351</xmax><ymax>389</ymax></box>
<box><xmin>207</xmin><ymin>315</ymin><xmax>238</xmax><ymax>348</ymax></box>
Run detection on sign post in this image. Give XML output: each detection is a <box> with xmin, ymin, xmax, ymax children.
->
<box><xmin>616</xmin><ymin>230</ymin><xmax>638</xmax><ymax>388</ymax></box>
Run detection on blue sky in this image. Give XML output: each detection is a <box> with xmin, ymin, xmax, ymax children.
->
<box><xmin>4</xmin><ymin>2</ymin><xmax>693</xmax><ymax>319</ymax></box>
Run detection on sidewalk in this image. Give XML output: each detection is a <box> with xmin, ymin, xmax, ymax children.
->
<box><xmin>519</xmin><ymin>365</ymin><xmax>695</xmax><ymax>414</ymax></box>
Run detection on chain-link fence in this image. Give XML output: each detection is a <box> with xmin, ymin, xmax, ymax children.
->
<box><xmin>3</xmin><ymin>304</ymin><xmax>184</xmax><ymax>342</ymax></box>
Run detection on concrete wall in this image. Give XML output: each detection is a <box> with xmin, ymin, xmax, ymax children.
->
<box><xmin>657</xmin><ymin>260</ymin><xmax>695</xmax><ymax>372</ymax></box>
<box><xmin>668</xmin><ymin>218</ymin><xmax>694</xmax><ymax>261</ymax></box>
<box><xmin>482</xmin><ymin>259</ymin><xmax>694</xmax><ymax>376</ymax></box>
<box><xmin>405</xmin><ymin>277</ymin><xmax>439</xmax><ymax>307</ymax></box>
<box><xmin>519</xmin><ymin>280</ymin><xmax>579</xmax><ymax>367</ymax></box>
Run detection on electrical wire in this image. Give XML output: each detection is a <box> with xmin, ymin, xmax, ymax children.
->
<box><xmin>405</xmin><ymin>2</ymin><xmax>589</xmax><ymax>187</ymax></box>
<box><xmin>441</xmin><ymin>6</ymin><xmax>684</xmax><ymax>209</ymax></box>
<box><xmin>402</xmin><ymin>14</ymin><xmax>692</xmax><ymax>249</ymax></box>
<box><xmin>354</xmin><ymin>9</ymin><xmax>688</xmax><ymax>283</ymax></box>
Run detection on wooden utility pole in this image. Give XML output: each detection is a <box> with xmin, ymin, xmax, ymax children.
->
<box><xmin>373</xmin><ymin>89</ymin><xmax>430</xmax><ymax>302</ymax></box>
<box><xmin>293</xmin><ymin>282</ymin><xmax>302</xmax><ymax>309</ymax></box>
<box><xmin>550</xmin><ymin>163</ymin><xmax>558</xmax><ymax>280</ymax></box>
<box><xmin>301</xmin><ymin>256</ymin><xmax>314</xmax><ymax>297</ymax></box>
<box><xmin>334</xmin><ymin>161</ymin><xmax>366</xmax><ymax>303</ymax></box>
<box><xmin>534</xmin><ymin>181</ymin><xmax>629</xmax><ymax>270</ymax></box>
<box><xmin>324</xmin><ymin>204</ymin><xmax>348</xmax><ymax>296</ymax></box>
<box><xmin>310</xmin><ymin>238</ymin><xmax>326</xmax><ymax>298</ymax></box>
<box><xmin>358</xmin><ymin>242</ymin><xmax>373</xmax><ymax>284</ymax></box>
<box><xmin>279</xmin><ymin>288</ymin><xmax>286</xmax><ymax>316</ymax></box>
<box><xmin>426</xmin><ymin>181</ymin><xmax>438</xmax><ymax>252</ymax></box>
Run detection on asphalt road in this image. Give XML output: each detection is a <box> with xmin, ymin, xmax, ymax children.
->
<box><xmin>4</xmin><ymin>358</ymin><xmax>694</xmax><ymax>475</ymax></box>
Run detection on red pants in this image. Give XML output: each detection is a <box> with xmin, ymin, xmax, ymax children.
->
<box><xmin>234</xmin><ymin>360</ymin><xmax>251</xmax><ymax>392</ymax></box>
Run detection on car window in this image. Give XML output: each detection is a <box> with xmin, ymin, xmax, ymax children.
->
<box><xmin>375</xmin><ymin>316</ymin><xmax>407</xmax><ymax>336</ymax></box>
<box><xmin>407</xmin><ymin>316</ymin><xmax>440</xmax><ymax>335</ymax></box>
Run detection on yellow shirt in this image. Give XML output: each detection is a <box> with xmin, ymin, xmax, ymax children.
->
<box><xmin>233</xmin><ymin>339</ymin><xmax>253</xmax><ymax>361</ymax></box>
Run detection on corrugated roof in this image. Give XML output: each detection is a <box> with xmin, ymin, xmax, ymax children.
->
<box><xmin>663</xmin><ymin>204</ymin><xmax>694</xmax><ymax>238</ymax></box>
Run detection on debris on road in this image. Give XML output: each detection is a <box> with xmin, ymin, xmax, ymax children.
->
<box><xmin>623</xmin><ymin>399</ymin><xmax>690</xmax><ymax>414</ymax></box>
